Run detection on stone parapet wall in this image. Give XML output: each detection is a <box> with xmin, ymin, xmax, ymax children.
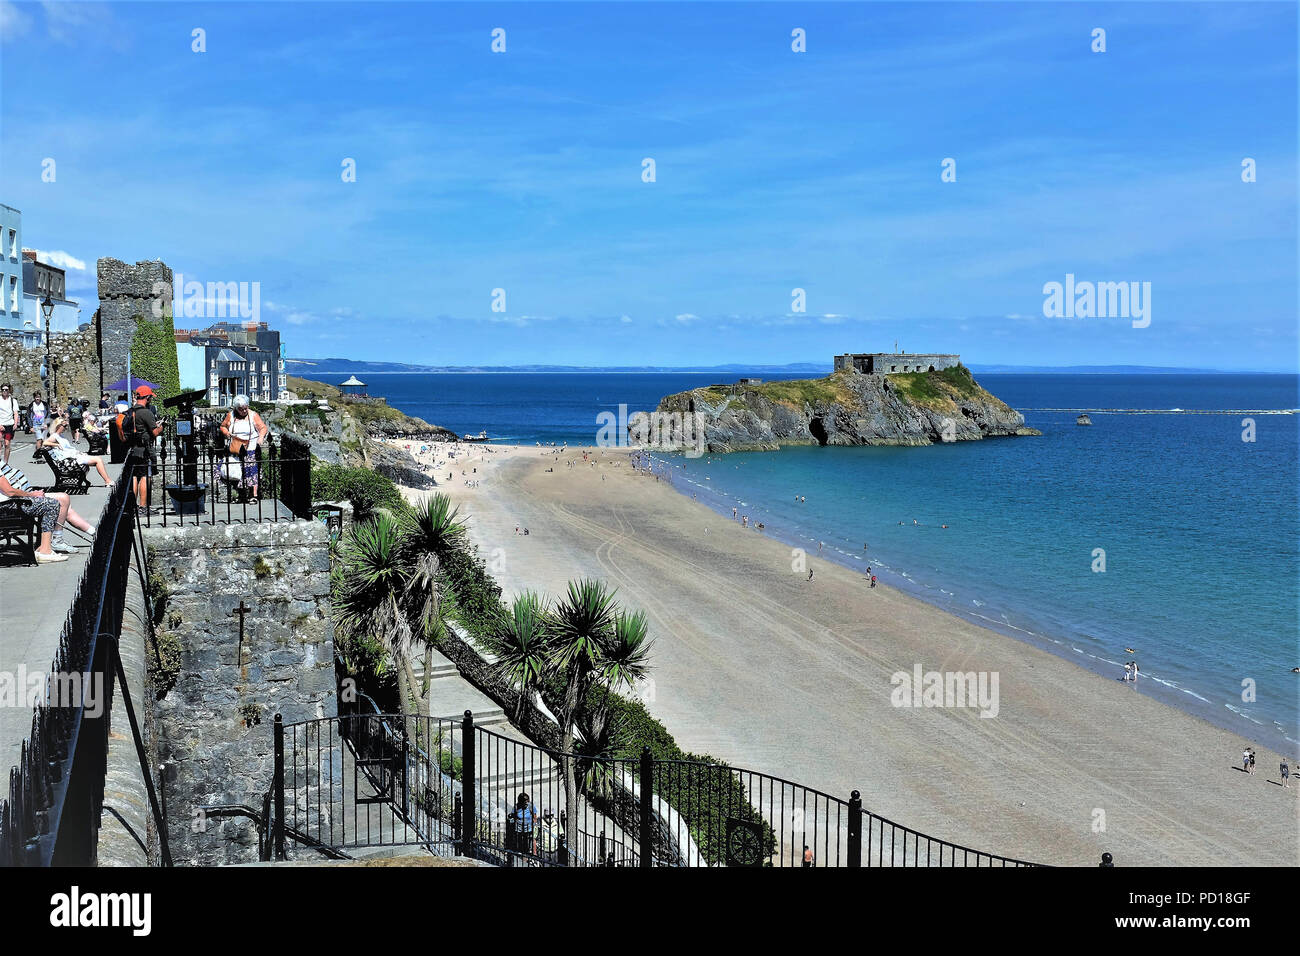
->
<box><xmin>0</xmin><ymin>325</ymin><xmax>101</xmax><ymax>405</ymax></box>
<box><xmin>143</xmin><ymin>519</ymin><xmax>338</xmax><ymax>865</ymax></box>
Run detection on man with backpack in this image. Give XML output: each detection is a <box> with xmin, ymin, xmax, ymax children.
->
<box><xmin>120</xmin><ymin>386</ymin><xmax>163</xmax><ymax>511</ymax></box>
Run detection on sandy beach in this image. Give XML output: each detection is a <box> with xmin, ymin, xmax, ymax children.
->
<box><xmin>394</xmin><ymin>442</ymin><xmax>1298</xmax><ymax>866</ymax></box>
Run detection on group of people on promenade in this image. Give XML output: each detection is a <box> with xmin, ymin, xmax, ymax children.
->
<box><xmin>0</xmin><ymin>383</ymin><xmax>123</xmax><ymax>468</ymax></box>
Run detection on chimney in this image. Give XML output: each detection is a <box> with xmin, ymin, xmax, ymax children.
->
<box><xmin>21</xmin><ymin>249</ymin><xmax>37</xmax><ymax>261</ymax></box>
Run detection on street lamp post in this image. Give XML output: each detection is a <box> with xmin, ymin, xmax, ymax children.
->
<box><xmin>41</xmin><ymin>294</ymin><xmax>55</xmax><ymax>401</ymax></box>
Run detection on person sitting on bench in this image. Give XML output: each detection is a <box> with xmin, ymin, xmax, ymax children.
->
<box><xmin>82</xmin><ymin>414</ymin><xmax>109</xmax><ymax>455</ymax></box>
<box><xmin>40</xmin><ymin>416</ymin><xmax>112</xmax><ymax>487</ymax></box>
<box><xmin>0</xmin><ymin>461</ymin><xmax>95</xmax><ymax>553</ymax></box>
<box><xmin>0</xmin><ymin>464</ymin><xmax>94</xmax><ymax>563</ymax></box>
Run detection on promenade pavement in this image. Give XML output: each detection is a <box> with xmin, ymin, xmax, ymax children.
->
<box><xmin>0</xmin><ymin>440</ymin><xmax>125</xmax><ymax>778</ymax></box>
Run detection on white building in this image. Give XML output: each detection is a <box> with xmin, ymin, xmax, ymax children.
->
<box><xmin>21</xmin><ymin>250</ymin><xmax>81</xmax><ymax>337</ymax></box>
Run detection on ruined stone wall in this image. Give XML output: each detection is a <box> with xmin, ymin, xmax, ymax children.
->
<box><xmin>0</xmin><ymin>325</ymin><xmax>101</xmax><ymax>405</ymax></box>
<box><xmin>143</xmin><ymin>519</ymin><xmax>338</xmax><ymax>865</ymax></box>
<box><xmin>98</xmin><ymin>258</ymin><xmax>173</xmax><ymax>394</ymax></box>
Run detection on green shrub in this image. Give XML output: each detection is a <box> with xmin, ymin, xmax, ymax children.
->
<box><xmin>150</xmin><ymin>629</ymin><xmax>182</xmax><ymax>698</ymax></box>
<box><xmin>130</xmin><ymin>312</ymin><xmax>181</xmax><ymax>408</ymax></box>
<box><xmin>440</xmin><ymin>545</ymin><xmax>508</xmax><ymax>639</ymax></box>
<box><xmin>438</xmin><ymin>749</ymin><xmax>463</xmax><ymax>780</ymax></box>
<box><xmin>311</xmin><ymin>463</ymin><xmax>406</xmax><ymax>519</ymax></box>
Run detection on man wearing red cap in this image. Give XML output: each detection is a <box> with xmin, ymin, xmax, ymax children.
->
<box><xmin>122</xmin><ymin>386</ymin><xmax>162</xmax><ymax>510</ymax></box>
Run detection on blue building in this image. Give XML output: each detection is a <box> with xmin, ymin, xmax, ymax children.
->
<box><xmin>1</xmin><ymin>203</ymin><xmax>22</xmax><ymax>334</ymax></box>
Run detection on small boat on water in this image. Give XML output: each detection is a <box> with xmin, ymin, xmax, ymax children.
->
<box><xmin>1076</xmin><ymin>414</ymin><xmax>1092</xmax><ymax>426</ymax></box>
<box><xmin>462</xmin><ymin>430</ymin><xmax>489</xmax><ymax>442</ymax></box>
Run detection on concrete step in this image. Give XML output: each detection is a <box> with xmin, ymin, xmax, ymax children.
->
<box><xmin>343</xmin><ymin>843</ymin><xmax>431</xmax><ymax>862</ymax></box>
<box><xmin>411</xmin><ymin>661</ymin><xmax>459</xmax><ymax>680</ymax></box>
<box><xmin>478</xmin><ymin>763</ymin><xmax>559</xmax><ymax>791</ymax></box>
<box><xmin>433</xmin><ymin>706</ymin><xmax>507</xmax><ymax>725</ymax></box>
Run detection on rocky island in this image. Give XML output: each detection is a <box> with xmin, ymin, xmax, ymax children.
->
<box><xmin>653</xmin><ymin>362</ymin><xmax>1040</xmax><ymax>453</ymax></box>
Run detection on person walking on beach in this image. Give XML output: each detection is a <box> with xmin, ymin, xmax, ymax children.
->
<box><xmin>1123</xmin><ymin>662</ymin><xmax>1133</xmax><ymax>683</ymax></box>
<box><xmin>870</xmin><ymin>575</ymin><xmax>877</xmax><ymax>588</ymax></box>
<box><xmin>1249</xmin><ymin>749</ymin><xmax>1256</xmax><ymax>774</ymax></box>
<box><xmin>1281</xmin><ymin>758</ymin><xmax>1290</xmax><ymax>788</ymax></box>
<box><xmin>807</xmin><ymin>567</ymin><xmax>814</xmax><ymax>581</ymax></box>
<box><xmin>1243</xmin><ymin>747</ymin><xmax>1252</xmax><ymax>774</ymax></box>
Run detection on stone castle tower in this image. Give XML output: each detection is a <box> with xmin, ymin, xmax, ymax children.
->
<box><xmin>97</xmin><ymin>257</ymin><xmax>173</xmax><ymax>393</ymax></box>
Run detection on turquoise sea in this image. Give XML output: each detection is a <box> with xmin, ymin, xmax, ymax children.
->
<box><xmin>314</xmin><ymin>371</ymin><xmax>1300</xmax><ymax>751</ymax></box>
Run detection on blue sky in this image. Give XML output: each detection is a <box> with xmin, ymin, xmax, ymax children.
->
<box><xmin>1</xmin><ymin>1</ymin><xmax>1296</xmax><ymax>369</ymax></box>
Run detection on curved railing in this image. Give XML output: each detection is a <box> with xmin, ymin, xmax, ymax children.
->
<box><xmin>273</xmin><ymin>708</ymin><xmax>1044</xmax><ymax>867</ymax></box>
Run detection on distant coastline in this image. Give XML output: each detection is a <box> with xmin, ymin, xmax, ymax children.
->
<box><xmin>289</xmin><ymin>359</ymin><xmax>1294</xmax><ymax>376</ymax></box>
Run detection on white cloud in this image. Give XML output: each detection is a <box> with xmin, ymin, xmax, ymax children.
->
<box><xmin>40</xmin><ymin>0</ymin><xmax>120</xmax><ymax>47</ymax></box>
<box><xmin>620</xmin><ymin>314</ymin><xmax>632</xmax><ymax>324</ymax></box>
<box><xmin>0</xmin><ymin>1</ymin><xmax>32</xmax><ymax>40</ymax></box>
<box><xmin>674</xmin><ymin>313</ymin><xmax>699</xmax><ymax>324</ymax></box>
<box><xmin>29</xmin><ymin>249</ymin><xmax>86</xmax><ymax>271</ymax></box>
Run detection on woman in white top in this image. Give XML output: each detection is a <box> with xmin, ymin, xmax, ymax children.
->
<box><xmin>0</xmin><ymin>382</ymin><xmax>19</xmax><ymax>466</ymax></box>
<box><xmin>41</xmin><ymin>417</ymin><xmax>112</xmax><ymax>486</ymax></box>
<box><xmin>29</xmin><ymin>392</ymin><xmax>49</xmax><ymax>444</ymax></box>
<box><xmin>216</xmin><ymin>394</ymin><xmax>270</xmax><ymax>500</ymax></box>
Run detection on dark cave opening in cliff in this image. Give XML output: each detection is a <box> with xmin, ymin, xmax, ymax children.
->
<box><xmin>809</xmin><ymin>417</ymin><xmax>829</xmax><ymax>446</ymax></box>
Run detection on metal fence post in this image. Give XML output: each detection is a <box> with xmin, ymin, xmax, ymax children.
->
<box><xmin>639</xmin><ymin>747</ymin><xmax>653</xmax><ymax>868</ymax></box>
<box><xmin>273</xmin><ymin>713</ymin><xmax>286</xmax><ymax>860</ymax></box>
<box><xmin>460</xmin><ymin>710</ymin><xmax>475</xmax><ymax>858</ymax></box>
<box><xmin>400</xmin><ymin>734</ymin><xmax>409</xmax><ymax>820</ymax></box>
<box><xmin>847</xmin><ymin>790</ymin><xmax>863</xmax><ymax>867</ymax></box>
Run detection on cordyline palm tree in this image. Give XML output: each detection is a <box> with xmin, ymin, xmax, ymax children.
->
<box><xmin>487</xmin><ymin>591</ymin><xmax>551</xmax><ymax>722</ymax></box>
<box><xmin>398</xmin><ymin>494</ymin><xmax>466</xmax><ymax>699</ymax></box>
<box><xmin>333</xmin><ymin>511</ymin><xmax>422</xmax><ymax>717</ymax></box>
<box><xmin>548</xmin><ymin>580</ymin><xmax>652</xmax><ymax>848</ymax></box>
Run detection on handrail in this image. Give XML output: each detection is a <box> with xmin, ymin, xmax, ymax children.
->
<box><xmin>0</xmin><ymin>461</ymin><xmax>166</xmax><ymax>866</ymax></box>
<box><xmin>280</xmin><ymin>710</ymin><xmax>1046</xmax><ymax>867</ymax></box>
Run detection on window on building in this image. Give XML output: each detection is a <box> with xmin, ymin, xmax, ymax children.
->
<box><xmin>8</xmin><ymin>275</ymin><xmax>16</xmax><ymax>313</ymax></box>
<box><xmin>6</xmin><ymin>230</ymin><xmax>14</xmax><ymax>258</ymax></box>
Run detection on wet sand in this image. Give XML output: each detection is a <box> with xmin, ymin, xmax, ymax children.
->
<box><xmin>400</xmin><ymin>443</ymin><xmax>1299</xmax><ymax>866</ymax></box>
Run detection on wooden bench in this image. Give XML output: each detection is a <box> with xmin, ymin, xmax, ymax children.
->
<box><xmin>35</xmin><ymin>447</ymin><xmax>91</xmax><ymax>495</ymax></box>
<box><xmin>0</xmin><ymin>500</ymin><xmax>38</xmax><ymax>564</ymax></box>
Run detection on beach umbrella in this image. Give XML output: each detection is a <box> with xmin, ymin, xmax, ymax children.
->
<box><xmin>106</xmin><ymin>376</ymin><xmax>158</xmax><ymax>393</ymax></box>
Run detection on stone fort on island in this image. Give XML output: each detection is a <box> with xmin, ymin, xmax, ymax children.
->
<box><xmin>834</xmin><ymin>351</ymin><xmax>960</xmax><ymax>375</ymax></box>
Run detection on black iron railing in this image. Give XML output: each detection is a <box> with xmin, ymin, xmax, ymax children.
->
<box><xmin>138</xmin><ymin>426</ymin><xmax>312</xmax><ymax>527</ymax></box>
<box><xmin>273</xmin><ymin>709</ymin><xmax>1043</xmax><ymax>867</ymax></box>
<box><xmin>0</xmin><ymin>462</ymin><xmax>168</xmax><ymax>866</ymax></box>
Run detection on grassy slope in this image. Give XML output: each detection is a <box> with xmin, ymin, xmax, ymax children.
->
<box><xmin>687</xmin><ymin>365</ymin><xmax>1004</xmax><ymax>415</ymax></box>
<box><xmin>288</xmin><ymin>374</ymin><xmax>439</xmax><ymax>430</ymax></box>
<box><xmin>693</xmin><ymin>370</ymin><xmax>857</xmax><ymax>412</ymax></box>
<box><xmin>885</xmin><ymin>363</ymin><xmax>1009</xmax><ymax>412</ymax></box>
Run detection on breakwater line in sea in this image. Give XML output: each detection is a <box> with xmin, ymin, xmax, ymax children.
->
<box><xmin>1019</xmin><ymin>408</ymin><xmax>1298</xmax><ymax>415</ymax></box>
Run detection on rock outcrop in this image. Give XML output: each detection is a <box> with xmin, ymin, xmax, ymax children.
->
<box><xmin>654</xmin><ymin>366</ymin><xmax>1039</xmax><ymax>453</ymax></box>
